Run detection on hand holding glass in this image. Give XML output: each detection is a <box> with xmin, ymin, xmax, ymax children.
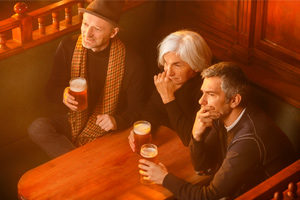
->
<box><xmin>139</xmin><ymin>143</ymin><xmax>158</xmax><ymax>184</ymax></box>
<box><xmin>69</xmin><ymin>77</ymin><xmax>88</xmax><ymax>111</ymax></box>
<box><xmin>133</xmin><ymin>121</ymin><xmax>151</xmax><ymax>152</ymax></box>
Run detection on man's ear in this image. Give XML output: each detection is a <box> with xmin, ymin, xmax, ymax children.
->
<box><xmin>110</xmin><ymin>27</ymin><xmax>119</xmax><ymax>39</ymax></box>
<box><xmin>230</xmin><ymin>94</ymin><xmax>242</xmax><ymax>108</ymax></box>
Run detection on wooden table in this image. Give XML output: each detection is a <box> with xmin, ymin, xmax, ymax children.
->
<box><xmin>18</xmin><ymin>126</ymin><xmax>202</xmax><ymax>200</ymax></box>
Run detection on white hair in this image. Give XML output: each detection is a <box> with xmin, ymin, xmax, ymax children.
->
<box><xmin>157</xmin><ymin>30</ymin><xmax>212</xmax><ymax>72</ymax></box>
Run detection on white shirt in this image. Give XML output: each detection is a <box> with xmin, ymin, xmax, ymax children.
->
<box><xmin>225</xmin><ymin>108</ymin><xmax>246</xmax><ymax>132</ymax></box>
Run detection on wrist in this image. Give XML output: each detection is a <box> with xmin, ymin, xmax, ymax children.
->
<box><xmin>160</xmin><ymin>172</ymin><xmax>169</xmax><ymax>185</ymax></box>
<box><xmin>162</xmin><ymin>96</ymin><xmax>175</xmax><ymax>104</ymax></box>
<box><xmin>192</xmin><ymin>133</ymin><xmax>201</xmax><ymax>141</ymax></box>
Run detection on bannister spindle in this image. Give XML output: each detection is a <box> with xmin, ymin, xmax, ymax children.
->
<box><xmin>78</xmin><ymin>2</ymin><xmax>84</xmax><ymax>21</ymax></box>
<box><xmin>12</xmin><ymin>2</ymin><xmax>32</xmax><ymax>44</ymax></box>
<box><xmin>38</xmin><ymin>17</ymin><xmax>45</xmax><ymax>35</ymax></box>
<box><xmin>0</xmin><ymin>33</ymin><xmax>8</xmax><ymax>50</ymax></box>
<box><xmin>52</xmin><ymin>11</ymin><xmax>59</xmax><ymax>31</ymax></box>
<box><xmin>287</xmin><ymin>182</ymin><xmax>297</xmax><ymax>199</ymax></box>
<box><xmin>273</xmin><ymin>191</ymin><xmax>283</xmax><ymax>200</ymax></box>
<box><xmin>65</xmin><ymin>7</ymin><xmax>72</xmax><ymax>26</ymax></box>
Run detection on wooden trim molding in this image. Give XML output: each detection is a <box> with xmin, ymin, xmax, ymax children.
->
<box><xmin>236</xmin><ymin>159</ymin><xmax>300</xmax><ymax>200</ymax></box>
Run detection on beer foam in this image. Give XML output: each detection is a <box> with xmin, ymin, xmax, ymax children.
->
<box><xmin>134</xmin><ymin>123</ymin><xmax>151</xmax><ymax>135</ymax></box>
<box><xmin>70</xmin><ymin>78</ymin><xmax>86</xmax><ymax>92</ymax></box>
<box><xmin>140</xmin><ymin>147</ymin><xmax>158</xmax><ymax>158</ymax></box>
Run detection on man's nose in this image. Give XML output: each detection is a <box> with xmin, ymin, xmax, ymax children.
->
<box><xmin>199</xmin><ymin>95</ymin><xmax>206</xmax><ymax>106</ymax></box>
<box><xmin>86</xmin><ymin>27</ymin><xmax>93</xmax><ymax>37</ymax></box>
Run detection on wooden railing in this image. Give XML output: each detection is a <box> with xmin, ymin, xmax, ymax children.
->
<box><xmin>236</xmin><ymin>159</ymin><xmax>300</xmax><ymax>200</ymax></box>
<box><xmin>0</xmin><ymin>0</ymin><xmax>146</xmax><ymax>60</ymax></box>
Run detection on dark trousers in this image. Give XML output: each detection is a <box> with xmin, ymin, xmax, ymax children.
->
<box><xmin>28</xmin><ymin>114</ymin><xmax>75</xmax><ymax>158</ymax></box>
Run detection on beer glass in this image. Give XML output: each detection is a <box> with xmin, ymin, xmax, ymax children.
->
<box><xmin>139</xmin><ymin>143</ymin><xmax>158</xmax><ymax>184</ymax></box>
<box><xmin>133</xmin><ymin>121</ymin><xmax>151</xmax><ymax>152</ymax></box>
<box><xmin>69</xmin><ymin>77</ymin><xmax>88</xmax><ymax>111</ymax></box>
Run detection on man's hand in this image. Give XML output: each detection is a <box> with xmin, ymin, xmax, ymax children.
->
<box><xmin>128</xmin><ymin>130</ymin><xmax>136</xmax><ymax>152</ymax></box>
<box><xmin>63</xmin><ymin>87</ymin><xmax>78</xmax><ymax>111</ymax></box>
<box><xmin>192</xmin><ymin>106</ymin><xmax>220</xmax><ymax>141</ymax></box>
<box><xmin>138</xmin><ymin>159</ymin><xmax>168</xmax><ymax>185</ymax></box>
<box><xmin>96</xmin><ymin>114</ymin><xmax>117</xmax><ymax>132</ymax></box>
<box><xmin>154</xmin><ymin>72</ymin><xmax>178</xmax><ymax>104</ymax></box>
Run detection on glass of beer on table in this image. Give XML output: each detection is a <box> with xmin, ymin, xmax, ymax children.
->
<box><xmin>139</xmin><ymin>143</ymin><xmax>158</xmax><ymax>184</ymax></box>
<box><xmin>133</xmin><ymin>120</ymin><xmax>151</xmax><ymax>152</ymax></box>
<box><xmin>69</xmin><ymin>77</ymin><xmax>88</xmax><ymax>111</ymax></box>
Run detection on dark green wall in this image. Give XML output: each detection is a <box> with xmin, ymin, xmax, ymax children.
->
<box><xmin>250</xmin><ymin>84</ymin><xmax>300</xmax><ymax>155</ymax></box>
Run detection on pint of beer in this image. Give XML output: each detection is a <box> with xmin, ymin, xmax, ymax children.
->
<box><xmin>133</xmin><ymin>121</ymin><xmax>151</xmax><ymax>152</ymax></box>
<box><xmin>69</xmin><ymin>77</ymin><xmax>88</xmax><ymax>111</ymax></box>
<box><xmin>139</xmin><ymin>143</ymin><xmax>158</xmax><ymax>184</ymax></box>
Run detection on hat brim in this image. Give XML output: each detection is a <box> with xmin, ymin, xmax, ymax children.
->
<box><xmin>79</xmin><ymin>8</ymin><xmax>119</xmax><ymax>27</ymax></box>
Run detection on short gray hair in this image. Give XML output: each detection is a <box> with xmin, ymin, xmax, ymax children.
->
<box><xmin>157</xmin><ymin>30</ymin><xmax>212</xmax><ymax>72</ymax></box>
<box><xmin>201</xmin><ymin>62</ymin><xmax>249</xmax><ymax>106</ymax></box>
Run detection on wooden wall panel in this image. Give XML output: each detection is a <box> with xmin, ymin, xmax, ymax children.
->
<box><xmin>254</xmin><ymin>0</ymin><xmax>300</xmax><ymax>70</ymax></box>
<box><xmin>194</xmin><ymin>0</ymin><xmax>238</xmax><ymax>31</ymax></box>
<box><xmin>160</xmin><ymin>0</ymin><xmax>300</xmax><ymax>107</ymax></box>
<box><xmin>265</xmin><ymin>1</ymin><xmax>300</xmax><ymax>55</ymax></box>
<box><xmin>164</xmin><ymin>0</ymin><xmax>248</xmax><ymax>62</ymax></box>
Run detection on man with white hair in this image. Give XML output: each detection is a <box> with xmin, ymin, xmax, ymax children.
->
<box><xmin>129</xmin><ymin>30</ymin><xmax>212</xmax><ymax>148</ymax></box>
<box><xmin>28</xmin><ymin>0</ymin><xmax>147</xmax><ymax>158</ymax></box>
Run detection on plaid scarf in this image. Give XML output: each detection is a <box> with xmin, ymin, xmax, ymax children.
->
<box><xmin>68</xmin><ymin>35</ymin><xmax>125</xmax><ymax>146</ymax></box>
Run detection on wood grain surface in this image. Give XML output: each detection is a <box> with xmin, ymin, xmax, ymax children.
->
<box><xmin>18</xmin><ymin>126</ymin><xmax>202</xmax><ymax>200</ymax></box>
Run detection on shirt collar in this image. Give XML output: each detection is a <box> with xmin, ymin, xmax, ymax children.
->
<box><xmin>225</xmin><ymin>108</ymin><xmax>246</xmax><ymax>132</ymax></box>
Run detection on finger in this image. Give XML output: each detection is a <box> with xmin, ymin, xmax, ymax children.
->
<box><xmin>63</xmin><ymin>87</ymin><xmax>69</xmax><ymax>101</ymax></box>
<box><xmin>129</xmin><ymin>140</ymin><xmax>135</xmax><ymax>152</ymax></box>
<box><xmin>96</xmin><ymin>115</ymin><xmax>102</xmax><ymax>125</ymax></box>
<box><xmin>128</xmin><ymin>130</ymin><xmax>136</xmax><ymax>152</ymax></box>
<box><xmin>139</xmin><ymin>169</ymin><xmax>148</xmax><ymax>175</ymax></box>
<box><xmin>201</xmin><ymin>110</ymin><xmax>220</xmax><ymax>119</ymax></box>
<box><xmin>142</xmin><ymin>176</ymin><xmax>150</xmax><ymax>180</ymax></box>
<box><xmin>69</xmin><ymin>104</ymin><xmax>78</xmax><ymax>111</ymax></box>
<box><xmin>158</xmin><ymin>162</ymin><xmax>166</xmax><ymax>168</ymax></box>
<box><xmin>198</xmin><ymin>111</ymin><xmax>213</xmax><ymax>118</ymax></box>
<box><xmin>209</xmin><ymin>112</ymin><xmax>221</xmax><ymax>119</ymax></box>
<box><xmin>64</xmin><ymin>99</ymin><xmax>78</xmax><ymax>110</ymax></box>
<box><xmin>139</xmin><ymin>159</ymin><xmax>154</xmax><ymax>166</ymax></box>
<box><xmin>102</xmin><ymin>122</ymin><xmax>112</xmax><ymax>132</ymax></box>
<box><xmin>66</xmin><ymin>96</ymin><xmax>78</xmax><ymax>105</ymax></box>
<box><xmin>98</xmin><ymin>117</ymin><xmax>109</xmax><ymax>128</ymax></box>
<box><xmin>164</xmin><ymin>74</ymin><xmax>169</xmax><ymax>82</ymax></box>
<box><xmin>128</xmin><ymin>131</ymin><xmax>135</xmax><ymax>143</ymax></box>
<box><xmin>200</xmin><ymin>106</ymin><xmax>215</xmax><ymax>113</ymax></box>
<box><xmin>157</xmin><ymin>73</ymin><xmax>162</xmax><ymax>80</ymax></box>
<box><xmin>138</xmin><ymin>164</ymin><xmax>150</xmax><ymax>171</ymax></box>
<box><xmin>66</xmin><ymin>93</ymin><xmax>75</xmax><ymax>101</ymax></box>
<box><xmin>96</xmin><ymin>115</ymin><xmax>105</xmax><ymax>125</ymax></box>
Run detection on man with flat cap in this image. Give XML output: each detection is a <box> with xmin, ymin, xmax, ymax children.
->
<box><xmin>28</xmin><ymin>0</ymin><xmax>148</xmax><ymax>158</ymax></box>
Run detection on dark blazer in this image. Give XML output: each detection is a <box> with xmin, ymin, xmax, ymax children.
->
<box><xmin>47</xmin><ymin>34</ymin><xmax>148</xmax><ymax>130</ymax></box>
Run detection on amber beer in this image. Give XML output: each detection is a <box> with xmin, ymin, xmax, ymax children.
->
<box><xmin>133</xmin><ymin>121</ymin><xmax>151</xmax><ymax>152</ymax></box>
<box><xmin>139</xmin><ymin>143</ymin><xmax>158</xmax><ymax>184</ymax></box>
<box><xmin>69</xmin><ymin>77</ymin><xmax>88</xmax><ymax>111</ymax></box>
